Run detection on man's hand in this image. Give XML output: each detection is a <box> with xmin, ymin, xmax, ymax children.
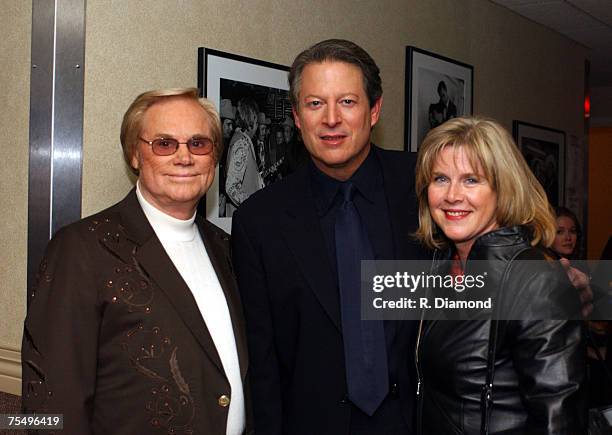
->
<box><xmin>560</xmin><ymin>257</ymin><xmax>593</xmax><ymax>318</ymax></box>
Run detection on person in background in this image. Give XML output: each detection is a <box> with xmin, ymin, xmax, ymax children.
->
<box><xmin>221</xmin><ymin>99</ymin><xmax>236</xmax><ymax>143</ymax></box>
<box><xmin>256</xmin><ymin>112</ymin><xmax>270</xmax><ymax>173</ymax></box>
<box><xmin>282</xmin><ymin>114</ymin><xmax>295</xmax><ymax>146</ymax></box>
<box><xmin>22</xmin><ymin>88</ymin><xmax>250</xmax><ymax>435</ymax></box>
<box><xmin>552</xmin><ymin>206</ymin><xmax>585</xmax><ymax>262</ymax></box>
<box><xmin>428</xmin><ymin>80</ymin><xmax>457</xmax><ymax>129</ymax></box>
<box><xmin>551</xmin><ymin>206</ymin><xmax>593</xmax><ymax>316</ymax></box>
<box><xmin>262</xmin><ymin>123</ymin><xmax>285</xmax><ymax>184</ymax></box>
<box><xmin>414</xmin><ymin>116</ymin><xmax>584</xmax><ymax>434</ymax></box>
<box><xmin>552</xmin><ymin>206</ymin><xmax>612</xmax><ymax>408</ymax></box>
<box><xmin>219</xmin><ymin>98</ymin><xmax>236</xmax><ymax>217</ymax></box>
<box><xmin>270</xmin><ymin>124</ymin><xmax>284</xmax><ymax>166</ymax></box>
<box><xmin>225</xmin><ymin>97</ymin><xmax>263</xmax><ymax>217</ymax></box>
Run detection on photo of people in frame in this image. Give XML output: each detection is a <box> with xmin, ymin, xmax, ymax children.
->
<box><xmin>405</xmin><ymin>46</ymin><xmax>473</xmax><ymax>152</ymax></box>
<box><xmin>417</xmin><ymin>67</ymin><xmax>465</xmax><ymax>147</ymax></box>
<box><xmin>218</xmin><ymin>78</ymin><xmax>308</xmax><ymax>217</ymax></box>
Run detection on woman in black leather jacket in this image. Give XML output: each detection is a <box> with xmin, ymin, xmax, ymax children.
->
<box><xmin>414</xmin><ymin>117</ymin><xmax>585</xmax><ymax>434</ymax></box>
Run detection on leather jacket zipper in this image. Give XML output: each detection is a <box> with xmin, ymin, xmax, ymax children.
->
<box><xmin>415</xmin><ymin>310</ymin><xmax>425</xmax><ymax>395</ymax></box>
<box><xmin>415</xmin><ymin>250</ymin><xmax>438</xmax><ymax>435</ymax></box>
<box><xmin>415</xmin><ymin>312</ymin><xmax>425</xmax><ymax>435</ymax></box>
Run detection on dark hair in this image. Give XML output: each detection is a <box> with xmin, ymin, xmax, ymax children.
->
<box><xmin>554</xmin><ymin>206</ymin><xmax>582</xmax><ymax>237</ymax></box>
<box><xmin>553</xmin><ymin>206</ymin><xmax>583</xmax><ymax>258</ymax></box>
<box><xmin>437</xmin><ymin>80</ymin><xmax>447</xmax><ymax>94</ymax></box>
<box><xmin>289</xmin><ymin>39</ymin><xmax>382</xmax><ymax>109</ymax></box>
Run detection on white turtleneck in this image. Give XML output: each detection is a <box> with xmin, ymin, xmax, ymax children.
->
<box><xmin>136</xmin><ymin>183</ymin><xmax>245</xmax><ymax>435</ymax></box>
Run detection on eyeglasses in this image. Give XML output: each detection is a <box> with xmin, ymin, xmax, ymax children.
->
<box><xmin>139</xmin><ymin>136</ymin><xmax>214</xmax><ymax>156</ymax></box>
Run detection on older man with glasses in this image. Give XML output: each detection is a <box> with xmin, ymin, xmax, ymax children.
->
<box><xmin>22</xmin><ymin>88</ymin><xmax>251</xmax><ymax>435</ymax></box>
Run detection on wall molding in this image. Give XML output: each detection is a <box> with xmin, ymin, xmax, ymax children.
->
<box><xmin>0</xmin><ymin>345</ymin><xmax>21</xmax><ymax>396</ymax></box>
<box><xmin>28</xmin><ymin>0</ymin><xmax>86</xmax><ymax>293</ymax></box>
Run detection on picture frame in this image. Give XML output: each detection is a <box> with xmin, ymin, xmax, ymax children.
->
<box><xmin>513</xmin><ymin>120</ymin><xmax>566</xmax><ymax>207</ymax></box>
<box><xmin>405</xmin><ymin>46</ymin><xmax>473</xmax><ymax>152</ymax></box>
<box><xmin>198</xmin><ymin>48</ymin><xmax>293</xmax><ymax>233</ymax></box>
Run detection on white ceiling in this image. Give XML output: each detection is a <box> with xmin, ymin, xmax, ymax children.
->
<box><xmin>490</xmin><ymin>0</ymin><xmax>612</xmax><ymax>86</ymax></box>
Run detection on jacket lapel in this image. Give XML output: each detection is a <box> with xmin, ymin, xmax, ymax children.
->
<box><xmin>279</xmin><ymin>168</ymin><xmax>341</xmax><ymax>331</ymax></box>
<box><xmin>421</xmin><ymin>249</ymin><xmax>452</xmax><ymax>337</ymax></box>
<box><xmin>118</xmin><ymin>190</ymin><xmax>225</xmax><ymax>375</ymax></box>
<box><xmin>197</xmin><ymin>218</ymin><xmax>249</xmax><ymax>381</ymax></box>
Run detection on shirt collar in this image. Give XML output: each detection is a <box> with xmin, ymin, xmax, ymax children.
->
<box><xmin>136</xmin><ymin>180</ymin><xmax>197</xmax><ymax>242</ymax></box>
<box><xmin>309</xmin><ymin>146</ymin><xmax>381</xmax><ymax>216</ymax></box>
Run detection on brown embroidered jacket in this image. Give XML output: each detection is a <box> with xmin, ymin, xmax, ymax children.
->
<box><xmin>22</xmin><ymin>189</ymin><xmax>251</xmax><ymax>435</ymax></box>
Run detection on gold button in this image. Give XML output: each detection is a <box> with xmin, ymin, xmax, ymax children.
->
<box><xmin>218</xmin><ymin>394</ymin><xmax>230</xmax><ymax>407</ymax></box>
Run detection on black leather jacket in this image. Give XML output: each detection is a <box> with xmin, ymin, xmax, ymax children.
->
<box><xmin>415</xmin><ymin>226</ymin><xmax>586</xmax><ymax>434</ymax></box>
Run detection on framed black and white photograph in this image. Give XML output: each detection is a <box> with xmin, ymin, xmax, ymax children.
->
<box><xmin>198</xmin><ymin>48</ymin><xmax>307</xmax><ymax>232</ymax></box>
<box><xmin>513</xmin><ymin>120</ymin><xmax>566</xmax><ymax>207</ymax></box>
<box><xmin>405</xmin><ymin>46</ymin><xmax>473</xmax><ymax>152</ymax></box>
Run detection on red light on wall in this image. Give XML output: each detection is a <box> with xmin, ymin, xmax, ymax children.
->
<box><xmin>584</xmin><ymin>95</ymin><xmax>591</xmax><ymax>118</ymax></box>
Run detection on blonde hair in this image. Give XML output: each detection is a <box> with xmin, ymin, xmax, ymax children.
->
<box><xmin>120</xmin><ymin>88</ymin><xmax>222</xmax><ymax>174</ymax></box>
<box><xmin>415</xmin><ymin>116</ymin><xmax>556</xmax><ymax>250</ymax></box>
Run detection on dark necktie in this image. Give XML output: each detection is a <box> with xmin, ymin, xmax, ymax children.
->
<box><xmin>335</xmin><ymin>181</ymin><xmax>388</xmax><ymax>416</ymax></box>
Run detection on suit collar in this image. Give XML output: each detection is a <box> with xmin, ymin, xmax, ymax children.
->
<box><xmin>277</xmin><ymin>147</ymin><xmax>420</xmax><ymax>332</ymax></box>
<box><xmin>115</xmin><ymin>188</ymin><xmax>156</xmax><ymax>245</ymax></box>
<box><xmin>309</xmin><ymin>147</ymin><xmax>381</xmax><ymax>216</ymax></box>
<box><xmin>197</xmin><ymin>216</ymin><xmax>248</xmax><ymax>380</ymax></box>
<box><xmin>116</xmin><ymin>189</ymin><xmax>248</xmax><ymax>380</ymax></box>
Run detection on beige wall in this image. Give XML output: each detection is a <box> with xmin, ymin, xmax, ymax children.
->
<box><xmin>0</xmin><ymin>1</ymin><xmax>31</xmax><ymax>348</ymax></box>
<box><xmin>81</xmin><ymin>0</ymin><xmax>587</xmax><ymax>216</ymax></box>
<box><xmin>0</xmin><ymin>0</ymin><xmax>31</xmax><ymax>395</ymax></box>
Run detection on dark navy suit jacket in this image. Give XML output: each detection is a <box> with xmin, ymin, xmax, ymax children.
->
<box><xmin>231</xmin><ymin>146</ymin><xmax>424</xmax><ymax>434</ymax></box>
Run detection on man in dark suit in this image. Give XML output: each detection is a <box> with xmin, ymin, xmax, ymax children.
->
<box><xmin>232</xmin><ymin>39</ymin><xmax>423</xmax><ymax>434</ymax></box>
